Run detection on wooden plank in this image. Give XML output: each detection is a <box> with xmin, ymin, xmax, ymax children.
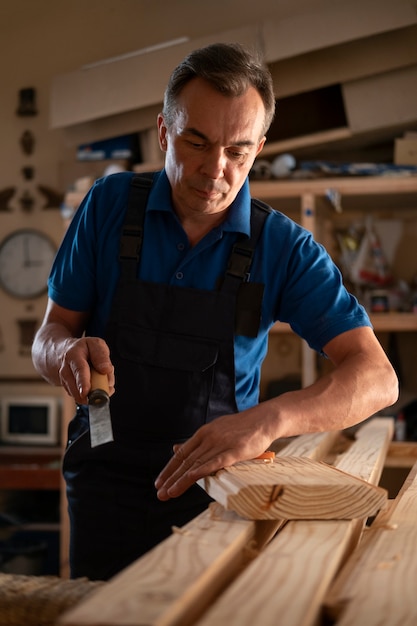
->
<box><xmin>274</xmin><ymin>430</ymin><xmax>339</xmax><ymax>460</ymax></box>
<box><xmin>59</xmin><ymin>505</ymin><xmax>259</xmax><ymax>626</ymax></box>
<box><xmin>255</xmin><ymin>431</ymin><xmax>339</xmax><ymax>548</ymax></box>
<box><xmin>199</xmin><ymin>418</ymin><xmax>394</xmax><ymax>519</ymax></box>
<box><xmin>197</xmin><ymin>519</ymin><xmax>358</xmax><ymax>626</ymax></box>
<box><xmin>194</xmin><ymin>418</ymin><xmax>393</xmax><ymax>626</ymax></box>
<box><xmin>334</xmin><ymin>418</ymin><xmax>393</xmax><ymax>486</ymax></box>
<box><xmin>329</xmin><ymin>417</ymin><xmax>394</xmax><ymax>554</ymax></box>
<box><xmin>59</xmin><ymin>432</ymin><xmax>338</xmax><ymax>626</ymax></box>
<box><xmin>385</xmin><ymin>441</ymin><xmax>417</xmax><ymax>468</ymax></box>
<box><xmin>59</xmin><ymin>421</ymin><xmax>393</xmax><ymax>626</ymax></box>
<box><xmin>198</xmin><ymin>456</ymin><xmax>387</xmax><ymax>520</ymax></box>
<box><xmin>324</xmin><ymin>461</ymin><xmax>417</xmax><ymax>626</ymax></box>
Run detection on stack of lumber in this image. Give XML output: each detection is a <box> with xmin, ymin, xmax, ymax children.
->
<box><xmin>0</xmin><ymin>574</ymin><xmax>104</xmax><ymax>626</ymax></box>
<box><xmin>58</xmin><ymin>417</ymin><xmax>417</xmax><ymax>626</ymax></box>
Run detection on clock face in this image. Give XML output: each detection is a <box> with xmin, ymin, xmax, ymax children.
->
<box><xmin>0</xmin><ymin>229</ymin><xmax>57</xmax><ymax>299</ymax></box>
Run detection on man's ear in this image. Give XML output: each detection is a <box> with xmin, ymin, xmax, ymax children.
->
<box><xmin>157</xmin><ymin>114</ymin><xmax>168</xmax><ymax>151</ymax></box>
<box><xmin>256</xmin><ymin>136</ymin><xmax>266</xmax><ymax>157</ymax></box>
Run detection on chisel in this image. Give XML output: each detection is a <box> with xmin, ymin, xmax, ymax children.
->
<box><xmin>88</xmin><ymin>368</ymin><xmax>114</xmax><ymax>447</ymax></box>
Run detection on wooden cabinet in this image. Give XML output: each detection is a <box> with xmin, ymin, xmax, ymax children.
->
<box><xmin>250</xmin><ymin>175</ymin><xmax>417</xmax><ymax>392</ymax></box>
<box><xmin>0</xmin><ymin>446</ymin><xmax>61</xmax><ymax>491</ymax></box>
<box><xmin>0</xmin><ymin>446</ymin><xmax>61</xmax><ymax>575</ymax></box>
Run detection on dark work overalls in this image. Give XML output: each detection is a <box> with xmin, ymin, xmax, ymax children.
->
<box><xmin>63</xmin><ymin>175</ymin><xmax>270</xmax><ymax>580</ymax></box>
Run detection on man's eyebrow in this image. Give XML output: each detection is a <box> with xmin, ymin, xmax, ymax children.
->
<box><xmin>182</xmin><ymin>127</ymin><xmax>208</xmax><ymax>141</ymax></box>
<box><xmin>183</xmin><ymin>127</ymin><xmax>255</xmax><ymax>147</ymax></box>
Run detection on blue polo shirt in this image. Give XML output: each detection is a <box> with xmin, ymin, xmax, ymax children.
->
<box><xmin>48</xmin><ymin>170</ymin><xmax>370</xmax><ymax>410</ymax></box>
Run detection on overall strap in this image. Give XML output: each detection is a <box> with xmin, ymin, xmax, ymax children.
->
<box><xmin>118</xmin><ymin>177</ymin><xmax>271</xmax><ymax>336</ymax></box>
<box><xmin>221</xmin><ymin>198</ymin><xmax>271</xmax><ymax>292</ymax></box>
<box><xmin>221</xmin><ymin>198</ymin><xmax>272</xmax><ymax>337</ymax></box>
<box><xmin>119</xmin><ymin>173</ymin><xmax>154</xmax><ymax>280</ymax></box>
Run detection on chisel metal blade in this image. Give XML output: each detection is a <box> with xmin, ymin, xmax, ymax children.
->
<box><xmin>88</xmin><ymin>368</ymin><xmax>114</xmax><ymax>448</ymax></box>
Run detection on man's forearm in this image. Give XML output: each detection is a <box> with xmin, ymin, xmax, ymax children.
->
<box><xmin>264</xmin><ymin>346</ymin><xmax>398</xmax><ymax>440</ymax></box>
<box><xmin>32</xmin><ymin>323</ymin><xmax>76</xmax><ymax>387</ymax></box>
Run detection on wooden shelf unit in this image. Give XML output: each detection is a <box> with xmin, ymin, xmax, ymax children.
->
<box><xmin>250</xmin><ymin>175</ymin><xmax>417</xmax><ymax>387</ymax></box>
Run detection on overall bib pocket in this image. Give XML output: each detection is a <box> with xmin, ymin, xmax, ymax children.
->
<box><xmin>111</xmin><ymin>324</ymin><xmax>219</xmax><ymax>438</ymax></box>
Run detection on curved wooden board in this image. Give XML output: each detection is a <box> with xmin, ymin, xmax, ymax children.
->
<box><xmin>198</xmin><ymin>456</ymin><xmax>387</xmax><ymax>520</ymax></box>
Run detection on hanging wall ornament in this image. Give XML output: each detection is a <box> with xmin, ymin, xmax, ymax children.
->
<box><xmin>19</xmin><ymin>190</ymin><xmax>35</xmax><ymax>212</ymax></box>
<box><xmin>20</xmin><ymin>130</ymin><xmax>35</xmax><ymax>155</ymax></box>
<box><xmin>21</xmin><ymin>166</ymin><xmax>35</xmax><ymax>180</ymax></box>
<box><xmin>17</xmin><ymin>319</ymin><xmax>38</xmax><ymax>356</ymax></box>
<box><xmin>16</xmin><ymin>87</ymin><xmax>38</xmax><ymax>116</ymax></box>
<box><xmin>37</xmin><ymin>184</ymin><xmax>64</xmax><ymax>209</ymax></box>
<box><xmin>0</xmin><ymin>187</ymin><xmax>16</xmax><ymax>211</ymax></box>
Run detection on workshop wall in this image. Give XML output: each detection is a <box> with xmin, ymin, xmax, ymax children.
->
<box><xmin>0</xmin><ymin>0</ymin><xmax>416</xmax><ymax>397</ymax></box>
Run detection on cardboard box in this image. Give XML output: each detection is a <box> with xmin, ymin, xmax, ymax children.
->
<box><xmin>394</xmin><ymin>137</ymin><xmax>417</xmax><ymax>165</ymax></box>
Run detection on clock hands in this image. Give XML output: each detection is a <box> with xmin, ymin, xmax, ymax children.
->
<box><xmin>23</xmin><ymin>234</ymin><xmax>30</xmax><ymax>267</ymax></box>
<box><xmin>22</xmin><ymin>234</ymin><xmax>44</xmax><ymax>268</ymax></box>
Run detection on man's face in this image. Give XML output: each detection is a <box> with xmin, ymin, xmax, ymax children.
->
<box><xmin>158</xmin><ymin>77</ymin><xmax>266</xmax><ymax>220</ymax></box>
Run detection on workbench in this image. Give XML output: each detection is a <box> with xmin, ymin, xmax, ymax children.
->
<box><xmin>56</xmin><ymin>417</ymin><xmax>417</xmax><ymax>626</ymax></box>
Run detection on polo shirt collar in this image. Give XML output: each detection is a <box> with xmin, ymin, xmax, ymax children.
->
<box><xmin>147</xmin><ymin>169</ymin><xmax>251</xmax><ymax>238</ymax></box>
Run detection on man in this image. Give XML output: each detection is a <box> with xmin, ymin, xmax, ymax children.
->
<box><xmin>32</xmin><ymin>42</ymin><xmax>398</xmax><ymax>580</ymax></box>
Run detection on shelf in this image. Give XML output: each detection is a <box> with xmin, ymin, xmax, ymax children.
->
<box><xmin>250</xmin><ymin>175</ymin><xmax>417</xmax><ymax>199</ymax></box>
<box><xmin>254</xmin><ymin>175</ymin><xmax>417</xmax><ymax>388</ymax></box>
<box><xmin>0</xmin><ymin>446</ymin><xmax>61</xmax><ymax>456</ymax></box>
<box><xmin>370</xmin><ymin>312</ymin><xmax>417</xmax><ymax>332</ymax></box>
<box><xmin>0</xmin><ymin>447</ymin><xmax>61</xmax><ymax>490</ymax></box>
<box><xmin>0</xmin><ymin>467</ymin><xmax>61</xmax><ymax>490</ymax></box>
<box><xmin>385</xmin><ymin>441</ymin><xmax>417</xmax><ymax>468</ymax></box>
<box><xmin>260</xmin><ymin>127</ymin><xmax>353</xmax><ymax>157</ymax></box>
<box><xmin>271</xmin><ymin>314</ymin><xmax>417</xmax><ymax>336</ymax></box>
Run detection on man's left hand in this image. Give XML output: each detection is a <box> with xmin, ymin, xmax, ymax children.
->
<box><xmin>154</xmin><ymin>409</ymin><xmax>273</xmax><ymax>500</ymax></box>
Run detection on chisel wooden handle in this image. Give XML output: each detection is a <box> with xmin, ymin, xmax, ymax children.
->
<box><xmin>89</xmin><ymin>368</ymin><xmax>110</xmax><ymax>406</ymax></box>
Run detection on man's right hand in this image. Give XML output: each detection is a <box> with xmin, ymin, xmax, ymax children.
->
<box><xmin>59</xmin><ymin>336</ymin><xmax>115</xmax><ymax>405</ymax></box>
<box><xmin>32</xmin><ymin>299</ymin><xmax>115</xmax><ymax>405</ymax></box>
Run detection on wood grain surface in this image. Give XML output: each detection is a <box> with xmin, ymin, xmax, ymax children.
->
<box><xmin>59</xmin><ymin>419</ymin><xmax>396</xmax><ymax>626</ymax></box>
<box><xmin>198</xmin><ymin>455</ymin><xmax>387</xmax><ymax>520</ymax></box>
<box><xmin>195</xmin><ymin>418</ymin><xmax>394</xmax><ymax>626</ymax></box>
<box><xmin>325</xmin><ymin>461</ymin><xmax>417</xmax><ymax>626</ymax></box>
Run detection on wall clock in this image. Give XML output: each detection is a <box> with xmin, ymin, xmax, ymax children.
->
<box><xmin>0</xmin><ymin>229</ymin><xmax>56</xmax><ymax>299</ymax></box>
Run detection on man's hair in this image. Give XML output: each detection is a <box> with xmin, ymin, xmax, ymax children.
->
<box><xmin>162</xmin><ymin>42</ymin><xmax>276</xmax><ymax>137</ymax></box>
